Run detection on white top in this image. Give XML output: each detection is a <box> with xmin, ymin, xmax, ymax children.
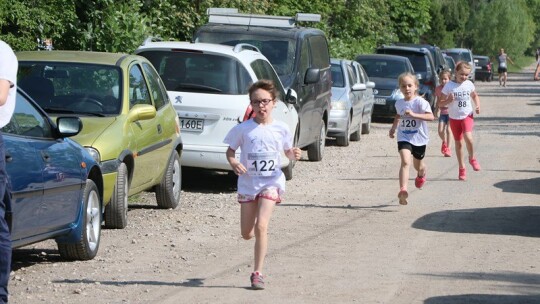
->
<box><xmin>224</xmin><ymin>119</ymin><xmax>293</xmax><ymax>195</ymax></box>
<box><xmin>0</xmin><ymin>41</ymin><xmax>17</xmax><ymax>128</ymax></box>
<box><xmin>441</xmin><ymin>80</ymin><xmax>475</xmax><ymax>119</ymax></box>
<box><xmin>395</xmin><ymin>96</ymin><xmax>431</xmax><ymax>146</ymax></box>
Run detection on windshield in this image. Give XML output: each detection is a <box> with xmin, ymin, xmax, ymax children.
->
<box><xmin>18</xmin><ymin>62</ymin><xmax>121</xmax><ymax>115</ymax></box>
<box><xmin>446</xmin><ymin>51</ymin><xmax>472</xmax><ymax>63</ymax></box>
<box><xmin>357</xmin><ymin>58</ymin><xmax>409</xmax><ymax>78</ymax></box>
<box><xmin>196</xmin><ymin>31</ymin><xmax>296</xmax><ymax>84</ymax></box>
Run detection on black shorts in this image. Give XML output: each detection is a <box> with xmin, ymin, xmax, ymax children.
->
<box><xmin>498</xmin><ymin>67</ymin><xmax>507</xmax><ymax>73</ymax></box>
<box><xmin>398</xmin><ymin>141</ymin><xmax>426</xmax><ymax>160</ymax></box>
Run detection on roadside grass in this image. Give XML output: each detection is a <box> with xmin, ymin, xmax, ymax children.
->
<box><xmin>507</xmin><ymin>56</ymin><xmax>536</xmax><ymax>72</ymax></box>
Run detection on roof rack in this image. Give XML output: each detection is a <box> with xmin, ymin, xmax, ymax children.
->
<box><xmin>233</xmin><ymin>43</ymin><xmax>260</xmax><ymax>53</ymax></box>
<box><xmin>206</xmin><ymin>8</ymin><xmax>320</xmax><ymax>28</ymax></box>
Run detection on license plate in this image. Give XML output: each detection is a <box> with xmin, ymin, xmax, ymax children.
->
<box><xmin>375</xmin><ymin>98</ymin><xmax>386</xmax><ymax>105</ymax></box>
<box><xmin>476</xmin><ymin>66</ymin><xmax>482</xmax><ymax>70</ymax></box>
<box><xmin>180</xmin><ymin>118</ymin><xmax>204</xmax><ymax>131</ymax></box>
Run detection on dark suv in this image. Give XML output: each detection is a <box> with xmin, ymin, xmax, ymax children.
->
<box><xmin>194</xmin><ymin>8</ymin><xmax>332</xmax><ymax>161</ymax></box>
<box><xmin>393</xmin><ymin>43</ymin><xmax>448</xmax><ymax>73</ymax></box>
<box><xmin>376</xmin><ymin>45</ymin><xmax>438</xmax><ymax>109</ymax></box>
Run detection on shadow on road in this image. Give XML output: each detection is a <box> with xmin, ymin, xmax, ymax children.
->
<box><xmin>412</xmin><ymin>206</ymin><xmax>540</xmax><ymax>237</ymax></box>
<box><xmin>494</xmin><ymin>176</ymin><xmax>540</xmax><ymax>195</ymax></box>
<box><xmin>11</xmin><ymin>248</ymin><xmax>62</xmax><ymax>271</ymax></box>
<box><xmin>424</xmin><ymin>294</ymin><xmax>540</xmax><ymax>304</ymax></box>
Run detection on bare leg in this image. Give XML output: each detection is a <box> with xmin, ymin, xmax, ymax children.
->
<box><xmin>413</xmin><ymin>157</ymin><xmax>425</xmax><ymax>177</ymax></box>
<box><xmin>240</xmin><ymin>202</ymin><xmax>258</xmax><ymax>240</ymax></box>
<box><xmin>463</xmin><ymin>131</ymin><xmax>475</xmax><ymax>160</ymax></box>
<box><xmin>398</xmin><ymin>149</ymin><xmax>412</xmax><ymax>190</ymax></box>
<box><xmin>445</xmin><ymin>124</ymin><xmax>452</xmax><ymax>150</ymax></box>
<box><xmin>253</xmin><ymin>198</ymin><xmax>276</xmax><ymax>273</ymax></box>
<box><xmin>455</xmin><ymin>139</ymin><xmax>465</xmax><ymax>168</ymax></box>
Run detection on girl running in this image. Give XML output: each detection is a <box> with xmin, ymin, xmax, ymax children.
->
<box><xmin>435</xmin><ymin>70</ymin><xmax>453</xmax><ymax>157</ymax></box>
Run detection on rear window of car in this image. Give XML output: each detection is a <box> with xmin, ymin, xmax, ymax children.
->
<box><xmin>476</xmin><ymin>57</ymin><xmax>489</xmax><ymax>65</ymax></box>
<box><xmin>378</xmin><ymin>50</ymin><xmax>427</xmax><ymax>73</ymax></box>
<box><xmin>357</xmin><ymin>58</ymin><xmax>409</xmax><ymax>78</ymax></box>
<box><xmin>446</xmin><ymin>51</ymin><xmax>472</xmax><ymax>63</ymax></box>
<box><xmin>196</xmin><ymin>31</ymin><xmax>297</xmax><ymax>79</ymax></box>
<box><xmin>138</xmin><ymin>50</ymin><xmax>251</xmax><ymax>95</ymax></box>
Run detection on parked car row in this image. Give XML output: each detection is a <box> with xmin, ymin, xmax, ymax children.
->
<box><xmin>7</xmin><ymin>7</ymin><xmax>479</xmax><ymax>263</ymax></box>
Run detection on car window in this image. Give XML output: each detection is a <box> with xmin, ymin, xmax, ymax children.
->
<box><xmin>331</xmin><ymin>64</ymin><xmax>344</xmax><ymax>88</ymax></box>
<box><xmin>309</xmin><ymin>35</ymin><xmax>330</xmax><ymax>69</ymax></box>
<box><xmin>142</xmin><ymin>62</ymin><xmax>168</xmax><ymax>110</ymax></box>
<box><xmin>18</xmin><ymin>62</ymin><xmax>122</xmax><ymax>115</ymax></box>
<box><xmin>2</xmin><ymin>92</ymin><xmax>52</xmax><ymax>138</ymax></box>
<box><xmin>196</xmin><ymin>31</ymin><xmax>297</xmax><ymax>79</ymax></box>
<box><xmin>357</xmin><ymin>58</ymin><xmax>408</xmax><ymax>78</ymax></box>
<box><xmin>251</xmin><ymin>59</ymin><xmax>286</xmax><ymax>99</ymax></box>
<box><xmin>129</xmin><ymin>64</ymin><xmax>152</xmax><ymax>108</ymax></box>
<box><xmin>300</xmin><ymin>41</ymin><xmax>310</xmax><ymax>81</ymax></box>
<box><xmin>138</xmin><ymin>50</ymin><xmax>250</xmax><ymax>95</ymax></box>
<box><xmin>358</xmin><ymin>64</ymin><xmax>370</xmax><ymax>83</ymax></box>
<box><xmin>346</xmin><ymin>65</ymin><xmax>355</xmax><ymax>87</ymax></box>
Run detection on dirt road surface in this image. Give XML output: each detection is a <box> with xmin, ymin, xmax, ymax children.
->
<box><xmin>8</xmin><ymin>65</ymin><xmax>540</xmax><ymax>304</ymax></box>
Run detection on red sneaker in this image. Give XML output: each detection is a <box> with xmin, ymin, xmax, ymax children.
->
<box><xmin>250</xmin><ymin>272</ymin><xmax>265</xmax><ymax>290</ymax></box>
<box><xmin>459</xmin><ymin>168</ymin><xmax>466</xmax><ymax>180</ymax></box>
<box><xmin>415</xmin><ymin>174</ymin><xmax>426</xmax><ymax>189</ymax></box>
<box><xmin>443</xmin><ymin>147</ymin><xmax>452</xmax><ymax>157</ymax></box>
<box><xmin>440</xmin><ymin>142</ymin><xmax>447</xmax><ymax>155</ymax></box>
<box><xmin>469</xmin><ymin>158</ymin><xmax>481</xmax><ymax>171</ymax></box>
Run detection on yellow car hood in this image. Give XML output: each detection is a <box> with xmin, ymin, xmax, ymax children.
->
<box><xmin>66</xmin><ymin>117</ymin><xmax>117</xmax><ymax>147</ymax></box>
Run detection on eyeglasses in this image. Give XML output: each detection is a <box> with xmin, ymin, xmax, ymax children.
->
<box><xmin>250</xmin><ymin>98</ymin><xmax>273</xmax><ymax>106</ymax></box>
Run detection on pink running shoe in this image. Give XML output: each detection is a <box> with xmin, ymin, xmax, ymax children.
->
<box><xmin>459</xmin><ymin>168</ymin><xmax>466</xmax><ymax>180</ymax></box>
<box><xmin>443</xmin><ymin>147</ymin><xmax>452</xmax><ymax>157</ymax></box>
<box><xmin>415</xmin><ymin>174</ymin><xmax>426</xmax><ymax>189</ymax></box>
<box><xmin>250</xmin><ymin>272</ymin><xmax>265</xmax><ymax>290</ymax></box>
<box><xmin>398</xmin><ymin>188</ymin><xmax>408</xmax><ymax>205</ymax></box>
<box><xmin>440</xmin><ymin>142</ymin><xmax>447</xmax><ymax>155</ymax></box>
<box><xmin>469</xmin><ymin>158</ymin><xmax>481</xmax><ymax>171</ymax></box>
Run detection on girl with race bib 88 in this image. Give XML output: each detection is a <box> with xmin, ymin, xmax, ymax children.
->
<box><xmin>439</xmin><ymin>61</ymin><xmax>481</xmax><ymax>181</ymax></box>
<box><xmin>224</xmin><ymin>79</ymin><xmax>301</xmax><ymax>290</ymax></box>
<box><xmin>389</xmin><ymin>73</ymin><xmax>434</xmax><ymax>205</ymax></box>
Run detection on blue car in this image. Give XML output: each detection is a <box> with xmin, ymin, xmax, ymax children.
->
<box><xmin>4</xmin><ymin>88</ymin><xmax>104</xmax><ymax>260</ymax></box>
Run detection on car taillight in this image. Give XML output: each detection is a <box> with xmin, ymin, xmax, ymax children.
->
<box><xmin>424</xmin><ymin>80</ymin><xmax>433</xmax><ymax>86</ymax></box>
<box><xmin>243</xmin><ymin>104</ymin><xmax>256</xmax><ymax>122</ymax></box>
<box><xmin>487</xmin><ymin>63</ymin><xmax>491</xmax><ymax>71</ymax></box>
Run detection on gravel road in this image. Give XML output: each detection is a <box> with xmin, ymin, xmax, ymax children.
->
<box><xmin>8</xmin><ymin>64</ymin><xmax>540</xmax><ymax>304</ymax></box>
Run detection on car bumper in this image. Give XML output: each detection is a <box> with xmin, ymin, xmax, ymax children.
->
<box><xmin>328</xmin><ymin>109</ymin><xmax>348</xmax><ymax>136</ymax></box>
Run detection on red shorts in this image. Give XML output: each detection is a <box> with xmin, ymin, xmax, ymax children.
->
<box><xmin>449</xmin><ymin>115</ymin><xmax>474</xmax><ymax>140</ymax></box>
<box><xmin>238</xmin><ymin>187</ymin><xmax>282</xmax><ymax>204</ymax></box>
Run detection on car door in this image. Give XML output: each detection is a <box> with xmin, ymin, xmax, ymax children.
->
<box><xmin>346</xmin><ymin>63</ymin><xmax>362</xmax><ymax>129</ymax></box>
<box><xmin>357</xmin><ymin>63</ymin><xmax>375</xmax><ymax>122</ymax></box>
<box><xmin>5</xmin><ymin>91</ymin><xmax>83</xmax><ymax>238</ymax></box>
<box><xmin>126</xmin><ymin>63</ymin><xmax>160</xmax><ymax>190</ymax></box>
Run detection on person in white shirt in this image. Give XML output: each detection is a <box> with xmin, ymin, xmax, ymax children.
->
<box><xmin>440</xmin><ymin>61</ymin><xmax>482</xmax><ymax>181</ymax></box>
<box><xmin>224</xmin><ymin>79</ymin><xmax>301</xmax><ymax>290</ymax></box>
<box><xmin>389</xmin><ymin>73</ymin><xmax>434</xmax><ymax>205</ymax></box>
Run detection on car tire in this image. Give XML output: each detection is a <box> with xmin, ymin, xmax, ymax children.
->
<box><xmin>57</xmin><ymin>179</ymin><xmax>101</xmax><ymax>260</ymax></box>
<box><xmin>105</xmin><ymin>162</ymin><xmax>129</xmax><ymax>229</ymax></box>
<box><xmin>307</xmin><ymin>119</ymin><xmax>325</xmax><ymax>161</ymax></box>
<box><xmin>283</xmin><ymin>127</ymin><xmax>299</xmax><ymax>181</ymax></box>
<box><xmin>336</xmin><ymin>116</ymin><xmax>350</xmax><ymax>147</ymax></box>
<box><xmin>155</xmin><ymin>151</ymin><xmax>182</xmax><ymax>209</ymax></box>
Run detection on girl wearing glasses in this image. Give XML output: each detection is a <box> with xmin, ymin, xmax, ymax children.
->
<box><xmin>224</xmin><ymin>79</ymin><xmax>301</xmax><ymax>290</ymax></box>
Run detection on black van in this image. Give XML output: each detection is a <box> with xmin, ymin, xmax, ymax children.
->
<box><xmin>194</xmin><ymin>8</ymin><xmax>332</xmax><ymax>162</ymax></box>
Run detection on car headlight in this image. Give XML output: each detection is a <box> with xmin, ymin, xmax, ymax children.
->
<box><xmin>331</xmin><ymin>101</ymin><xmax>347</xmax><ymax>110</ymax></box>
<box><xmin>85</xmin><ymin>147</ymin><xmax>101</xmax><ymax>164</ymax></box>
<box><xmin>391</xmin><ymin>89</ymin><xmax>404</xmax><ymax>100</ymax></box>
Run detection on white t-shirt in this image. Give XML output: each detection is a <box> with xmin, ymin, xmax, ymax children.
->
<box><xmin>224</xmin><ymin>119</ymin><xmax>293</xmax><ymax>196</ymax></box>
<box><xmin>441</xmin><ymin>80</ymin><xmax>475</xmax><ymax>119</ymax></box>
<box><xmin>0</xmin><ymin>41</ymin><xmax>17</xmax><ymax>128</ymax></box>
<box><xmin>394</xmin><ymin>96</ymin><xmax>431</xmax><ymax>146</ymax></box>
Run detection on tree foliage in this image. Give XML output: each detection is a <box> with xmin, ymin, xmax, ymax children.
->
<box><xmin>0</xmin><ymin>0</ymin><xmax>538</xmax><ymax>60</ymax></box>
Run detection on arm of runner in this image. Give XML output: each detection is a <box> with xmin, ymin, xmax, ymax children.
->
<box><xmin>471</xmin><ymin>91</ymin><xmax>481</xmax><ymax>114</ymax></box>
<box><xmin>226</xmin><ymin>147</ymin><xmax>246</xmax><ymax>175</ymax></box>
<box><xmin>389</xmin><ymin>114</ymin><xmax>400</xmax><ymax>138</ymax></box>
<box><xmin>285</xmin><ymin>147</ymin><xmax>302</xmax><ymax>161</ymax></box>
<box><xmin>438</xmin><ymin>93</ymin><xmax>453</xmax><ymax>107</ymax></box>
<box><xmin>405</xmin><ymin>109</ymin><xmax>434</xmax><ymax>121</ymax></box>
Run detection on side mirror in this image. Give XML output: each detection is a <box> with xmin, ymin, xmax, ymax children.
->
<box><xmin>351</xmin><ymin>83</ymin><xmax>366</xmax><ymax>91</ymax></box>
<box><xmin>56</xmin><ymin>117</ymin><xmax>82</xmax><ymax>137</ymax></box>
<box><xmin>416</xmin><ymin>73</ymin><xmax>423</xmax><ymax>81</ymax></box>
<box><xmin>285</xmin><ymin>88</ymin><xmax>297</xmax><ymax>105</ymax></box>
<box><xmin>366</xmin><ymin>81</ymin><xmax>376</xmax><ymax>89</ymax></box>
<box><xmin>304</xmin><ymin>68</ymin><xmax>320</xmax><ymax>84</ymax></box>
<box><xmin>127</xmin><ymin>104</ymin><xmax>157</xmax><ymax>122</ymax></box>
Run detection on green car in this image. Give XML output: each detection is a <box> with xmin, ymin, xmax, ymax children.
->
<box><xmin>17</xmin><ymin>51</ymin><xmax>183</xmax><ymax>229</ymax></box>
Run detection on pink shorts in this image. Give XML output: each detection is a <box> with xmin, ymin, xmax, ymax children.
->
<box><xmin>238</xmin><ymin>187</ymin><xmax>283</xmax><ymax>204</ymax></box>
<box><xmin>449</xmin><ymin>115</ymin><xmax>474</xmax><ymax>140</ymax></box>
